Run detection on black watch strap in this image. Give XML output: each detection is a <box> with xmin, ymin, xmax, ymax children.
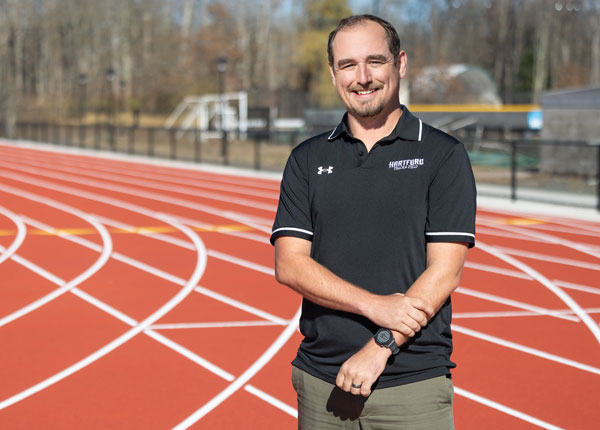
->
<box><xmin>374</xmin><ymin>328</ymin><xmax>400</xmax><ymax>355</ymax></box>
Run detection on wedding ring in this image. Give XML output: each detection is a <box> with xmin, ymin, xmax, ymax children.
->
<box><xmin>351</xmin><ymin>383</ymin><xmax>362</xmax><ymax>389</ymax></box>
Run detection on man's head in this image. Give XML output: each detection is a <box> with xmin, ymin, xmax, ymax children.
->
<box><xmin>327</xmin><ymin>15</ymin><xmax>401</xmax><ymax>67</ymax></box>
<box><xmin>327</xmin><ymin>15</ymin><xmax>407</xmax><ymax>120</ymax></box>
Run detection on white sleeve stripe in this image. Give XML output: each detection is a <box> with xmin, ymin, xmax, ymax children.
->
<box><xmin>272</xmin><ymin>227</ymin><xmax>314</xmax><ymax>236</ymax></box>
<box><xmin>426</xmin><ymin>232</ymin><xmax>475</xmax><ymax>238</ymax></box>
<box><xmin>418</xmin><ymin>119</ymin><xmax>423</xmax><ymax>142</ymax></box>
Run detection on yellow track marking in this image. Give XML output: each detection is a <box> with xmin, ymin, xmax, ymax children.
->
<box><xmin>493</xmin><ymin>217</ymin><xmax>547</xmax><ymax>226</ymax></box>
<box><xmin>0</xmin><ymin>224</ymin><xmax>256</xmax><ymax>237</ymax></box>
<box><xmin>409</xmin><ymin>104</ymin><xmax>540</xmax><ymax>113</ymax></box>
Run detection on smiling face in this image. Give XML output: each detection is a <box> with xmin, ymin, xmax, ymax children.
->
<box><xmin>329</xmin><ymin>20</ymin><xmax>406</xmax><ymax>121</ymax></box>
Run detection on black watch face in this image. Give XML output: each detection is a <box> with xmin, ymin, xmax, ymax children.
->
<box><xmin>377</xmin><ymin>329</ymin><xmax>391</xmax><ymax>343</ymax></box>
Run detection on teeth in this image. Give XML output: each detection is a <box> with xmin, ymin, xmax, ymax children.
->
<box><xmin>356</xmin><ymin>90</ymin><xmax>374</xmax><ymax>95</ymax></box>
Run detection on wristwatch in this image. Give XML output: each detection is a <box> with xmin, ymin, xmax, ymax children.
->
<box><xmin>374</xmin><ymin>328</ymin><xmax>400</xmax><ymax>355</ymax></box>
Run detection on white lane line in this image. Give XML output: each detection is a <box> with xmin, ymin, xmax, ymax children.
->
<box><xmin>223</xmin><ymin>230</ymin><xmax>271</xmax><ymax>245</ymax></box>
<box><xmin>15</xmin><ymin>218</ymin><xmax>292</xmax><ymax>417</ymax></box>
<box><xmin>144</xmin><ymin>329</ymin><xmax>235</xmax><ymax>382</ymax></box>
<box><xmin>492</xmin><ymin>245</ymin><xmax>600</xmax><ymax>270</ymax></box>
<box><xmin>0</xmin><ymin>161</ymin><xmax>277</xmax><ymax>221</ymax></box>
<box><xmin>476</xmin><ymin>211</ymin><xmax>600</xmax><ymax>235</ymax></box>
<box><xmin>194</xmin><ymin>286</ymin><xmax>289</xmax><ymax>326</ymax></box>
<box><xmin>0</xmin><ymin>142</ymin><xmax>281</xmax><ymax>191</ymax></box>
<box><xmin>475</xmin><ymin>225</ymin><xmax>548</xmax><ymax>243</ymax></box>
<box><xmin>207</xmin><ymin>249</ymin><xmax>274</xmax><ymax>276</ymax></box>
<box><xmin>0</xmin><ymin>215</ymin><xmax>207</xmax><ymax>411</ymax></box>
<box><xmin>479</xmin><ymin>241</ymin><xmax>600</xmax><ymax>344</ymax></box>
<box><xmin>21</xmin><ymin>214</ymin><xmax>288</xmax><ymax>327</ymax></box>
<box><xmin>150</xmin><ymin>320</ymin><xmax>287</xmax><ymax>330</ymax></box>
<box><xmin>464</xmin><ymin>261</ymin><xmax>533</xmax><ymax>280</ymax></box>
<box><xmin>3</xmin><ymin>243</ymin><xmax>237</xmax><ymax>387</ymax></box>
<box><xmin>0</xmin><ymin>168</ymin><xmax>273</xmax><ymax>235</ymax></box>
<box><xmin>478</xmin><ymin>218</ymin><xmax>600</xmax><ymax>260</ymax></box>
<box><xmin>0</xmin><ymin>154</ymin><xmax>278</xmax><ymax>212</ymax></box>
<box><xmin>453</xmin><ymin>307</ymin><xmax>600</xmax><ymax>319</ymax></box>
<box><xmin>553</xmin><ymin>280</ymin><xmax>600</xmax><ymax>295</ymax></box>
<box><xmin>465</xmin><ymin>260</ymin><xmax>600</xmax><ymax>297</ymax></box>
<box><xmin>5</xmin><ymin>251</ymin><xmax>66</xmax><ymax>286</ymax></box>
<box><xmin>456</xmin><ymin>287</ymin><xmax>580</xmax><ymax>322</ymax></box>
<box><xmin>0</xmin><ymin>205</ymin><xmax>27</xmax><ymax>264</ymax></box>
<box><xmin>244</xmin><ymin>385</ymin><xmax>298</xmax><ymax>418</ymax></box>
<box><xmin>524</xmin><ymin>222</ymin><xmax>600</xmax><ymax>237</ymax></box>
<box><xmin>172</xmin><ymin>306</ymin><xmax>302</xmax><ymax>429</ymax></box>
<box><xmin>452</xmin><ymin>324</ymin><xmax>600</xmax><ymax>375</ymax></box>
<box><xmin>453</xmin><ymin>386</ymin><xmax>565</xmax><ymax>430</ymax></box>
<box><xmin>0</xmin><ymin>190</ymin><xmax>113</xmax><ymax>328</ymax></box>
<box><xmin>70</xmin><ymin>288</ymin><xmax>138</xmax><ymax>326</ymax></box>
<box><xmin>19</xmin><ymin>153</ymin><xmax>281</xmax><ymax>199</ymax></box>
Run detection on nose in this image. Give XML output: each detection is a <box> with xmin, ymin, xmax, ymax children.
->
<box><xmin>356</xmin><ymin>63</ymin><xmax>372</xmax><ymax>85</ymax></box>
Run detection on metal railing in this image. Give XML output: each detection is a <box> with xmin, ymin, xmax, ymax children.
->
<box><xmin>5</xmin><ymin>121</ymin><xmax>600</xmax><ymax>211</ymax></box>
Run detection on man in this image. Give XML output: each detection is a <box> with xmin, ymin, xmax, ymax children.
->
<box><xmin>271</xmin><ymin>14</ymin><xmax>476</xmax><ymax>429</ymax></box>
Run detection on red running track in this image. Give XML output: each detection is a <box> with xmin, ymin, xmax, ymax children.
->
<box><xmin>0</xmin><ymin>141</ymin><xmax>599</xmax><ymax>429</ymax></box>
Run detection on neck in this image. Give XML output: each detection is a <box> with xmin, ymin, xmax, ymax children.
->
<box><xmin>348</xmin><ymin>105</ymin><xmax>403</xmax><ymax>151</ymax></box>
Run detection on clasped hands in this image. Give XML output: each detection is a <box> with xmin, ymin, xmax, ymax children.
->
<box><xmin>336</xmin><ymin>294</ymin><xmax>433</xmax><ymax>397</ymax></box>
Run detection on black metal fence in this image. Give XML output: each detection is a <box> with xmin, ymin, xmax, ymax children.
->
<box><xmin>4</xmin><ymin>121</ymin><xmax>600</xmax><ymax>211</ymax></box>
<box><xmin>10</xmin><ymin>121</ymin><xmax>303</xmax><ymax>172</ymax></box>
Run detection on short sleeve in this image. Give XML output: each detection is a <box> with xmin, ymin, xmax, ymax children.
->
<box><xmin>270</xmin><ymin>150</ymin><xmax>313</xmax><ymax>245</ymax></box>
<box><xmin>426</xmin><ymin>142</ymin><xmax>476</xmax><ymax>248</ymax></box>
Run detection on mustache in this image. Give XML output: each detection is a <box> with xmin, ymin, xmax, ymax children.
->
<box><xmin>348</xmin><ymin>83</ymin><xmax>383</xmax><ymax>92</ymax></box>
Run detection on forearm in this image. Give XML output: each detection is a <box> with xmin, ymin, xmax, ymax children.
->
<box><xmin>275</xmin><ymin>245</ymin><xmax>374</xmax><ymax>316</ymax></box>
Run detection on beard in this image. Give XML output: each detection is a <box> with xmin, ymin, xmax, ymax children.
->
<box><xmin>345</xmin><ymin>83</ymin><xmax>385</xmax><ymax>118</ymax></box>
<box><xmin>348</xmin><ymin>100</ymin><xmax>385</xmax><ymax>118</ymax></box>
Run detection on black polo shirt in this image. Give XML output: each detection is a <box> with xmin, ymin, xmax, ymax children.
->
<box><xmin>271</xmin><ymin>105</ymin><xmax>476</xmax><ymax>388</ymax></box>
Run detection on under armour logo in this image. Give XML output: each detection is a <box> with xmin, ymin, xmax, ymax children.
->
<box><xmin>317</xmin><ymin>166</ymin><xmax>334</xmax><ymax>175</ymax></box>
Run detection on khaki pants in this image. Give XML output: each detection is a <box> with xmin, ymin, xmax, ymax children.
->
<box><xmin>292</xmin><ymin>367</ymin><xmax>454</xmax><ymax>430</ymax></box>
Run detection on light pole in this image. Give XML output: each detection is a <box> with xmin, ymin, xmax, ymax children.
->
<box><xmin>106</xmin><ymin>68</ymin><xmax>116</xmax><ymax>124</ymax></box>
<box><xmin>78</xmin><ymin>73</ymin><xmax>87</xmax><ymax>147</ymax></box>
<box><xmin>217</xmin><ymin>56</ymin><xmax>228</xmax><ymax>164</ymax></box>
<box><xmin>78</xmin><ymin>73</ymin><xmax>87</xmax><ymax>122</ymax></box>
<box><xmin>106</xmin><ymin>68</ymin><xmax>116</xmax><ymax>149</ymax></box>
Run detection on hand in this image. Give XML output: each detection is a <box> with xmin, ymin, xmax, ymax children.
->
<box><xmin>368</xmin><ymin>293</ymin><xmax>433</xmax><ymax>338</ymax></box>
<box><xmin>336</xmin><ymin>339</ymin><xmax>390</xmax><ymax>397</ymax></box>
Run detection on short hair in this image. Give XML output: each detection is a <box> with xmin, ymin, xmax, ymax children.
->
<box><xmin>327</xmin><ymin>15</ymin><xmax>401</xmax><ymax>66</ymax></box>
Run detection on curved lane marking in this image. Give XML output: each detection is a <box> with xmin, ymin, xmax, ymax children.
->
<box><xmin>9</xmin><ymin>151</ymin><xmax>280</xmax><ymax>199</ymax></box>
<box><xmin>172</xmin><ymin>306</ymin><xmax>302</xmax><ymax>429</ymax></box>
<box><xmin>0</xmin><ymin>160</ymin><xmax>277</xmax><ymax>214</ymax></box>
<box><xmin>478</xmin><ymin>218</ymin><xmax>600</xmax><ymax>260</ymax></box>
<box><xmin>0</xmin><ymin>214</ymin><xmax>207</xmax><ymax>411</ymax></box>
<box><xmin>0</xmin><ymin>143</ymin><xmax>280</xmax><ymax>191</ymax></box>
<box><xmin>0</xmin><ymin>187</ymin><xmax>112</xmax><ymax>327</ymax></box>
<box><xmin>453</xmin><ymin>386</ymin><xmax>565</xmax><ymax>430</ymax></box>
<box><xmin>0</xmin><ymin>169</ymin><xmax>273</xmax><ymax>235</ymax></box>
<box><xmin>478</xmin><ymin>241</ymin><xmax>600</xmax><ymax>344</ymax></box>
<box><xmin>0</xmin><ymin>206</ymin><xmax>27</xmax><ymax>265</ymax></box>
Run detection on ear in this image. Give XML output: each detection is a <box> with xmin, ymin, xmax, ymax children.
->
<box><xmin>396</xmin><ymin>51</ymin><xmax>407</xmax><ymax>79</ymax></box>
<box><xmin>329</xmin><ymin>65</ymin><xmax>336</xmax><ymax>86</ymax></box>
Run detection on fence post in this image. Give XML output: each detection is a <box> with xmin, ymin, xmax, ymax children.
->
<box><xmin>52</xmin><ymin>123</ymin><xmax>60</xmax><ymax>145</ymax></box>
<box><xmin>169</xmin><ymin>128</ymin><xmax>176</xmax><ymax>159</ymax></box>
<box><xmin>78</xmin><ymin>123</ymin><xmax>86</xmax><ymax>147</ymax></box>
<box><xmin>510</xmin><ymin>140</ymin><xmax>517</xmax><ymax>201</ymax></box>
<box><xmin>221</xmin><ymin>130</ymin><xmax>229</xmax><ymax>165</ymax></box>
<box><xmin>128</xmin><ymin>126</ymin><xmax>135</xmax><ymax>154</ymax></box>
<box><xmin>41</xmin><ymin>122</ymin><xmax>48</xmax><ymax>143</ymax></box>
<box><xmin>148</xmin><ymin>127</ymin><xmax>155</xmax><ymax>157</ymax></box>
<box><xmin>194</xmin><ymin>128</ymin><xmax>201</xmax><ymax>162</ymax></box>
<box><xmin>254</xmin><ymin>138</ymin><xmax>261</xmax><ymax>170</ymax></box>
<box><xmin>108</xmin><ymin>124</ymin><xmax>116</xmax><ymax>150</ymax></box>
<box><xmin>597</xmin><ymin>145</ymin><xmax>600</xmax><ymax>212</ymax></box>
<box><xmin>94</xmin><ymin>123</ymin><xmax>101</xmax><ymax>149</ymax></box>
